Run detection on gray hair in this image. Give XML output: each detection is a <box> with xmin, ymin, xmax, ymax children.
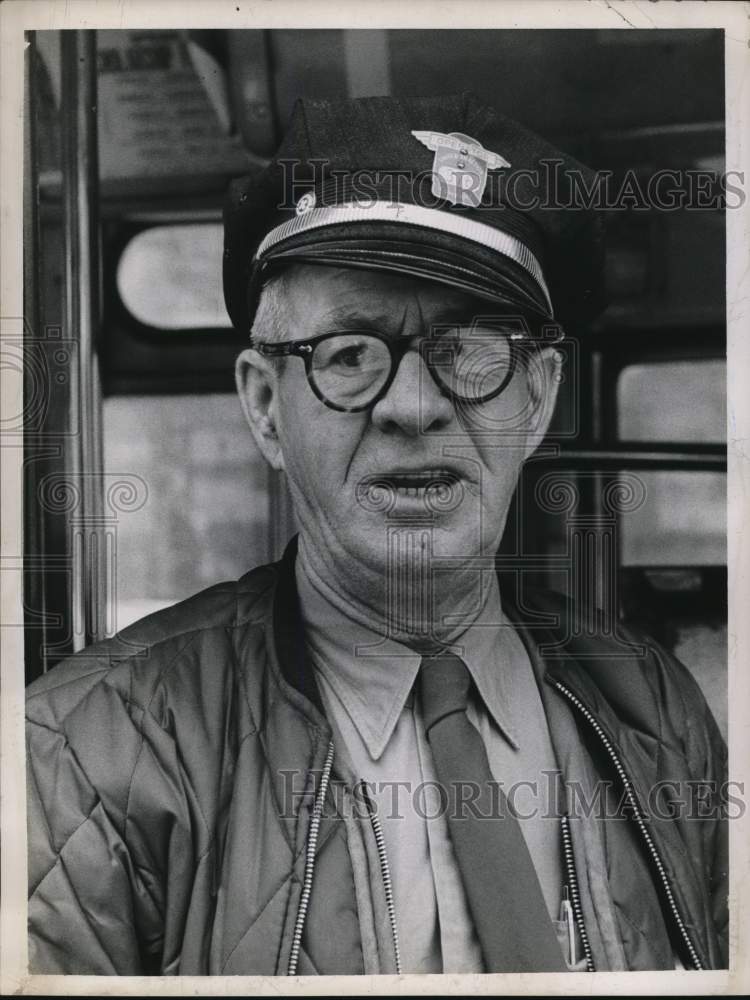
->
<box><xmin>250</xmin><ymin>269</ymin><xmax>295</xmax><ymax>371</ymax></box>
<box><xmin>251</xmin><ymin>270</ymin><xmax>291</xmax><ymax>338</ymax></box>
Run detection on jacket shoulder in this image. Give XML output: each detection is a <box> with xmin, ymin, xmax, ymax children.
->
<box><xmin>519</xmin><ymin>585</ymin><xmax>726</xmax><ymax>767</ymax></box>
<box><xmin>26</xmin><ymin>560</ymin><xmax>279</xmax><ymax>731</ymax></box>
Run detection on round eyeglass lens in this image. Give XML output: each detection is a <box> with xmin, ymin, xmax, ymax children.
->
<box><xmin>428</xmin><ymin>326</ymin><xmax>514</xmax><ymax>401</ymax></box>
<box><xmin>311</xmin><ymin>333</ymin><xmax>392</xmax><ymax>408</ymax></box>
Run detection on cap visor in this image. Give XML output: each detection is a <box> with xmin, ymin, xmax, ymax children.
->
<box><xmin>259</xmin><ymin>220</ymin><xmax>558</xmax><ymax>333</ymax></box>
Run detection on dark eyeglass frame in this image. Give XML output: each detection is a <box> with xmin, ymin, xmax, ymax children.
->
<box><xmin>249</xmin><ymin>327</ymin><xmax>539</xmax><ymax>413</ymax></box>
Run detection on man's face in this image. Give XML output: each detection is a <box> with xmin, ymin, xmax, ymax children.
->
<box><xmin>238</xmin><ymin>264</ymin><xmax>560</xmax><ymax>585</ymax></box>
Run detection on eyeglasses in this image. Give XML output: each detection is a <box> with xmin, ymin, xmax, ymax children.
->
<box><xmin>249</xmin><ymin>324</ymin><xmax>536</xmax><ymax>413</ymax></box>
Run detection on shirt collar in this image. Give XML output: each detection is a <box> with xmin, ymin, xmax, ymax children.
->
<box><xmin>453</xmin><ymin>581</ymin><xmax>521</xmax><ymax>752</ymax></box>
<box><xmin>296</xmin><ymin>555</ymin><xmax>521</xmax><ymax>761</ymax></box>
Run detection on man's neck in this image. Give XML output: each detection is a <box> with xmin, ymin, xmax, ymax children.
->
<box><xmin>295</xmin><ymin>532</ymin><xmax>499</xmax><ymax>651</ymax></box>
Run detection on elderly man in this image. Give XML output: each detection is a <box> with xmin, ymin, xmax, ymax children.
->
<box><xmin>26</xmin><ymin>94</ymin><xmax>727</xmax><ymax>975</ymax></box>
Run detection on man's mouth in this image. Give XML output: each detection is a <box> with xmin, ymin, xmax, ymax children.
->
<box><xmin>357</xmin><ymin>469</ymin><xmax>466</xmax><ymax>509</ymax></box>
<box><xmin>361</xmin><ymin>469</ymin><xmax>461</xmax><ymax>489</ymax></box>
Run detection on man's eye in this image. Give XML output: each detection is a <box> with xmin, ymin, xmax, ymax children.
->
<box><xmin>331</xmin><ymin>346</ymin><xmax>366</xmax><ymax>368</ymax></box>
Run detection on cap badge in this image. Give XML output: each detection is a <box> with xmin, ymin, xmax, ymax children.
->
<box><xmin>295</xmin><ymin>191</ymin><xmax>317</xmax><ymax>216</ymax></box>
<box><xmin>411</xmin><ymin>130</ymin><xmax>510</xmax><ymax>208</ymax></box>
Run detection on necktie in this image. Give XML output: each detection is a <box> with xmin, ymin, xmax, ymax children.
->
<box><xmin>419</xmin><ymin>652</ymin><xmax>566</xmax><ymax>972</ymax></box>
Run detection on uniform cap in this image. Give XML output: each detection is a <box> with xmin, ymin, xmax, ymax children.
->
<box><xmin>223</xmin><ymin>92</ymin><xmax>606</xmax><ymax>336</ymax></box>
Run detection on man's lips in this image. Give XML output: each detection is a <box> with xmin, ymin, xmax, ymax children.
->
<box><xmin>355</xmin><ymin>469</ymin><xmax>471</xmax><ymax>512</ymax></box>
<box><xmin>359</xmin><ymin>469</ymin><xmax>463</xmax><ymax>490</ymax></box>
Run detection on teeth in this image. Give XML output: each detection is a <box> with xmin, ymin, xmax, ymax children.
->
<box><xmin>361</xmin><ymin>476</ymin><xmax>461</xmax><ymax>502</ymax></box>
<box><xmin>392</xmin><ymin>484</ymin><xmax>444</xmax><ymax>497</ymax></box>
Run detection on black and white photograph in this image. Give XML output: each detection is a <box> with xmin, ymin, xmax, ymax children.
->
<box><xmin>1</xmin><ymin>0</ymin><xmax>748</xmax><ymax>994</ymax></box>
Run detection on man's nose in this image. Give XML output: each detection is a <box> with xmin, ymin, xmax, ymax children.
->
<box><xmin>370</xmin><ymin>348</ymin><xmax>455</xmax><ymax>436</ymax></box>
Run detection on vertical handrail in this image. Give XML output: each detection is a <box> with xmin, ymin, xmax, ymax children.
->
<box><xmin>61</xmin><ymin>31</ymin><xmax>106</xmax><ymax>650</ymax></box>
<box><xmin>23</xmin><ymin>33</ymin><xmax>47</xmax><ymax>677</ymax></box>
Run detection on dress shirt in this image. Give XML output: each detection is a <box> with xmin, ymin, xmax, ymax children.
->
<box><xmin>296</xmin><ymin>557</ymin><xmax>565</xmax><ymax>973</ymax></box>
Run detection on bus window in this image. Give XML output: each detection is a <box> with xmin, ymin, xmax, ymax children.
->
<box><xmin>116</xmin><ymin>223</ymin><xmax>231</xmax><ymax>330</ymax></box>
<box><xmin>620</xmin><ymin>470</ymin><xmax>725</xmax><ymax>567</ymax></box>
<box><xmin>103</xmin><ymin>393</ymin><xmax>270</xmax><ymax>631</ymax></box>
<box><xmin>616</xmin><ymin>357</ymin><xmax>726</xmax><ymax>564</ymax></box>
<box><xmin>617</xmin><ymin>359</ymin><xmax>725</xmax><ymax>443</ymax></box>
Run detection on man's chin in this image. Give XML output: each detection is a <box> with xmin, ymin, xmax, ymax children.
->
<box><xmin>343</xmin><ymin>519</ymin><xmax>483</xmax><ymax>579</ymax></box>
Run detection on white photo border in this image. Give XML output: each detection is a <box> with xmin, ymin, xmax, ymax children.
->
<box><xmin>1</xmin><ymin>1</ymin><xmax>748</xmax><ymax>995</ymax></box>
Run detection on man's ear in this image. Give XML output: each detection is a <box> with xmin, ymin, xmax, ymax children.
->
<box><xmin>522</xmin><ymin>346</ymin><xmax>563</xmax><ymax>460</ymax></box>
<box><xmin>235</xmin><ymin>348</ymin><xmax>285</xmax><ymax>471</ymax></box>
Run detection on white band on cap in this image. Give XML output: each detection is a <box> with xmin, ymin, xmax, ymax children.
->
<box><xmin>255</xmin><ymin>201</ymin><xmax>552</xmax><ymax>313</ymax></box>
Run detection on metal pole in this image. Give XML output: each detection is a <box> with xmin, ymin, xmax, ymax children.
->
<box><xmin>61</xmin><ymin>30</ymin><xmax>106</xmax><ymax>650</ymax></box>
<box><xmin>23</xmin><ymin>33</ymin><xmax>48</xmax><ymax>678</ymax></box>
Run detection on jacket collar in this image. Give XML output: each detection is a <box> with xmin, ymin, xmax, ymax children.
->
<box><xmin>272</xmin><ymin>535</ymin><xmax>327</xmax><ymax>717</ymax></box>
<box><xmin>502</xmin><ymin>584</ymin><xmax>670</xmax><ymax>750</ymax></box>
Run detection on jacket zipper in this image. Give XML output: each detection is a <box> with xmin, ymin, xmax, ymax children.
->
<box><xmin>359</xmin><ymin>780</ymin><xmax>403</xmax><ymax>974</ymax></box>
<box><xmin>552</xmin><ymin>680</ymin><xmax>704</xmax><ymax>970</ymax></box>
<box><xmin>287</xmin><ymin>739</ymin><xmax>335</xmax><ymax>976</ymax></box>
<box><xmin>560</xmin><ymin>813</ymin><xmax>595</xmax><ymax>971</ymax></box>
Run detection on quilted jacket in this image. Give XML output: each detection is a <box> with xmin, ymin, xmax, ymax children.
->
<box><xmin>26</xmin><ymin>539</ymin><xmax>728</xmax><ymax>975</ymax></box>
